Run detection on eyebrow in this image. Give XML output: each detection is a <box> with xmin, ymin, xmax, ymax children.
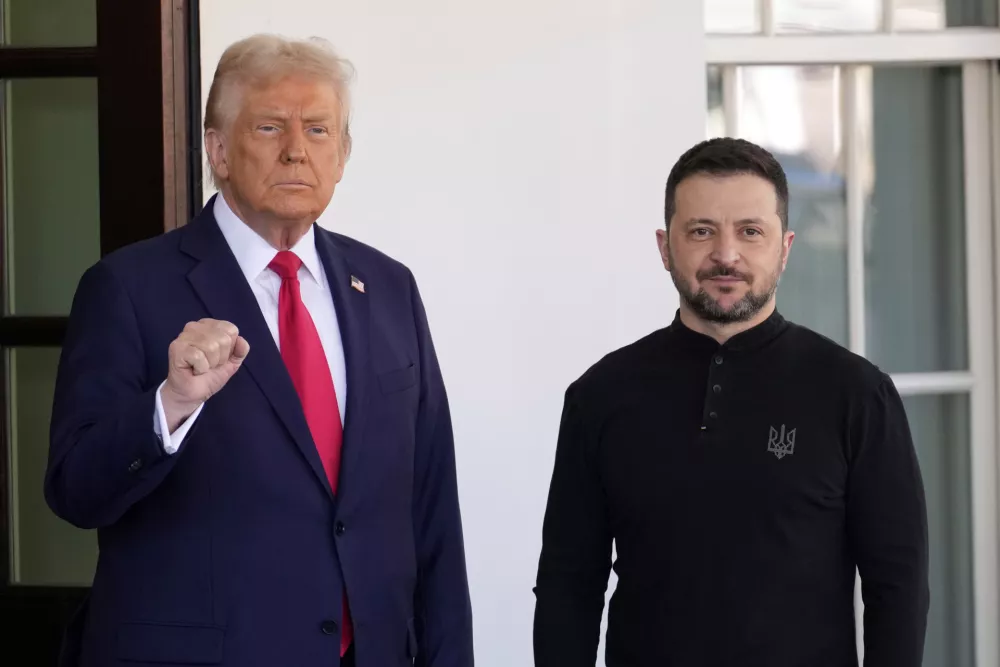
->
<box><xmin>251</xmin><ymin>110</ymin><xmax>336</xmax><ymax>123</ymax></box>
<box><xmin>684</xmin><ymin>217</ymin><xmax>768</xmax><ymax>226</ymax></box>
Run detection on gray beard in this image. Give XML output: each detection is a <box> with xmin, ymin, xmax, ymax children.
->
<box><xmin>669</xmin><ymin>266</ymin><xmax>780</xmax><ymax>324</ymax></box>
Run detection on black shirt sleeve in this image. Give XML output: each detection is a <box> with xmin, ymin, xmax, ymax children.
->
<box><xmin>533</xmin><ymin>383</ymin><xmax>613</xmax><ymax>667</ymax></box>
<box><xmin>847</xmin><ymin>373</ymin><xmax>930</xmax><ymax>667</ymax></box>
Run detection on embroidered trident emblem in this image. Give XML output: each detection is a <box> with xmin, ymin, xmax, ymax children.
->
<box><xmin>767</xmin><ymin>425</ymin><xmax>796</xmax><ymax>459</ymax></box>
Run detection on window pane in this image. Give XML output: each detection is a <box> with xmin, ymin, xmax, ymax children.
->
<box><xmin>2</xmin><ymin>0</ymin><xmax>97</xmax><ymax>47</ymax></box>
<box><xmin>707</xmin><ymin>66</ymin><xmax>726</xmax><ymax>139</ymax></box>
<box><xmin>4</xmin><ymin>77</ymin><xmax>101</xmax><ymax>315</ymax></box>
<box><xmin>896</xmin><ymin>0</ymin><xmax>998</xmax><ymax>29</ymax></box>
<box><xmin>774</xmin><ymin>0</ymin><xmax>883</xmax><ymax>33</ymax></box>
<box><xmin>8</xmin><ymin>347</ymin><xmax>96</xmax><ymax>586</ymax></box>
<box><xmin>772</xmin><ymin>0</ymin><xmax>996</xmax><ymax>32</ymax></box>
<box><xmin>705</xmin><ymin>0</ymin><xmax>761</xmax><ymax>33</ymax></box>
<box><xmin>900</xmin><ymin>393</ymin><xmax>973</xmax><ymax>667</ymax></box>
<box><xmin>863</xmin><ymin>65</ymin><xmax>967</xmax><ymax>373</ymax></box>
<box><xmin>731</xmin><ymin>65</ymin><xmax>850</xmax><ymax>346</ymax></box>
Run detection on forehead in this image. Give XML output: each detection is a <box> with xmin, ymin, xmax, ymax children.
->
<box><xmin>238</xmin><ymin>75</ymin><xmax>341</xmax><ymax>117</ymax></box>
<box><xmin>674</xmin><ymin>172</ymin><xmax>780</xmax><ymax>225</ymax></box>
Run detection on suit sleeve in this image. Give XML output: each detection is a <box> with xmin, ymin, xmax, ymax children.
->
<box><xmin>46</xmin><ymin>261</ymin><xmax>193</xmax><ymax>529</ymax></box>
<box><xmin>533</xmin><ymin>382</ymin><xmax>612</xmax><ymax>667</ymax></box>
<box><xmin>847</xmin><ymin>373</ymin><xmax>930</xmax><ymax>667</ymax></box>
<box><xmin>407</xmin><ymin>271</ymin><xmax>474</xmax><ymax>667</ymax></box>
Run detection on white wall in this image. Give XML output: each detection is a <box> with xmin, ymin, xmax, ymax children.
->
<box><xmin>199</xmin><ymin>2</ymin><xmax>704</xmax><ymax>664</ymax></box>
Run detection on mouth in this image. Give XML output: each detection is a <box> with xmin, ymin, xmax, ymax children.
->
<box><xmin>706</xmin><ymin>276</ymin><xmax>744</xmax><ymax>284</ymax></box>
<box><xmin>275</xmin><ymin>180</ymin><xmax>311</xmax><ymax>188</ymax></box>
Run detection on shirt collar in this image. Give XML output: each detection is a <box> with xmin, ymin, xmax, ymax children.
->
<box><xmin>213</xmin><ymin>193</ymin><xmax>327</xmax><ymax>288</ymax></box>
<box><xmin>668</xmin><ymin>307</ymin><xmax>788</xmax><ymax>353</ymax></box>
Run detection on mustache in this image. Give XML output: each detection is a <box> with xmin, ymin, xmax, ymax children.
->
<box><xmin>696</xmin><ymin>266</ymin><xmax>752</xmax><ymax>283</ymax></box>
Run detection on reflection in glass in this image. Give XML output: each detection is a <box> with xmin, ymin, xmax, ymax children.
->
<box><xmin>774</xmin><ymin>0</ymin><xmax>883</xmax><ymax>33</ymax></box>
<box><xmin>897</xmin><ymin>0</ymin><xmax>998</xmax><ymax>29</ymax></box>
<box><xmin>733</xmin><ymin>65</ymin><xmax>849</xmax><ymax>346</ymax></box>
<box><xmin>896</xmin><ymin>0</ymin><xmax>948</xmax><ymax>29</ymax></box>
<box><xmin>706</xmin><ymin>66</ymin><xmax>726</xmax><ymax>139</ymax></box>
<box><xmin>900</xmin><ymin>393</ymin><xmax>973</xmax><ymax>667</ymax></box>
<box><xmin>8</xmin><ymin>347</ymin><xmax>97</xmax><ymax>585</ymax></box>
<box><xmin>770</xmin><ymin>0</ymin><xmax>996</xmax><ymax>32</ymax></box>
<box><xmin>705</xmin><ymin>0</ymin><xmax>761</xmax><ymax>33</ymax></box>
<box><xmin>2</xmin><ymin>0</ymin><xmax>96</xmax><ymax>47</ymax></box>
<box><xmin>864</xmin><ymin>65</ymin><xmax>968</xmax><ymax>373</ymax></box>
<box><xmin>706</xmin><ymin>0</ymin><xmax>996</xmax><ymax>32</ymax></box>
<box><xmin>4</xmin><ymin>78</ymin><xmax>101</xmax><ymax>315</ymax></box>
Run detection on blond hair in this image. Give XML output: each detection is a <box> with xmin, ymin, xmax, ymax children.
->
<box><xmin>204</xmin><ymin>34</ymin><xmax>355</xmax><ymax>183</ymax></box>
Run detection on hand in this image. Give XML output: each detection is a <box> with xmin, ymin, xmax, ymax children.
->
<box><xmin>161</xmin><ymin>318</ymin><xmax>250</xmax><ymax>431</ymax></box>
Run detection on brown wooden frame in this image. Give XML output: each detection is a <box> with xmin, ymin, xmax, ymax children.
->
<box><xmin>0</xmin><ymin>1</ymin><xmax>201</xmax><ymax>662</ymax></box>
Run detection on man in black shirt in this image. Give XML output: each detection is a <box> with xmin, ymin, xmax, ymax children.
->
<box><xmin>532</xmin><ymin>138</ymin><xmax>929</xmax><ymax>667</ymax></box>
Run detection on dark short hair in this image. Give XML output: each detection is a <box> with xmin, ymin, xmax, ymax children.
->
<box><xmin>664</xmin><ymin>137</ymin><xmax>789</xmax><ymax>232</ymax></box>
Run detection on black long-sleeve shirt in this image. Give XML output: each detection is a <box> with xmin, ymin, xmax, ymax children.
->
<box><xmin>533</xmin><ymin>310</ymin><xmax>929</xmax><ymax>667</ymax></box>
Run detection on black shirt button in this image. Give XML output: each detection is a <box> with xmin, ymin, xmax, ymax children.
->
<box><xmin>714</xmin><ymin>355</ymin><xmax>723</xmax><ymax>365</ymax></box>
<box><xmin>713</xmin><ymin>384</ymin><xmax>722</xmax><ymax>394</ymax></box>
<box><xmin>709</xmin><ymin>411</ymin><xmax>718</xmax><ymax>419</ymax></box>
<box><xmin>321</xmin><ymin>620</ymin><xmax>338</xmax><ymax>635</ymax></box>
<box><xmin>335</xmin><ymin>522</ymin><xmax>346</xmax><ymax>537</ymax></box>
<box><xmin>128</xmin><ymin>459</ymin><xmax>143</xmax><ymax>473</ymax></box>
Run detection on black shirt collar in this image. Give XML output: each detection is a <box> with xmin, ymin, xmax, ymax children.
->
<box><xmin>667</xmin><ymin>308</ymin><xmax>788</xmax><ymax>353</ymax></box>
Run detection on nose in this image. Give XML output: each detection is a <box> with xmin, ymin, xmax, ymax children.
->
<box><xmin>709</xmin><ymin>230</ymin><xmax>740</xmax><ymax>265</ymax></box>
<box><xmin>281</xmin><ymin>124</ymin><xmax>307</xmax><ymax>164</ymax></box>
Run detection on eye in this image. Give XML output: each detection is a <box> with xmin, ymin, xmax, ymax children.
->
<box><xmin>307</xmin><ymin>126</ymin><xmax>330</xmax><ymax>136</ymax></box>
<box><xmin>691</xmin><ymin>227</ymin><xmax>712</xmax><ymax>237</ymax></box>
<box><xmin>257</xmin><ymin>124</ymin><xmax>279</xmax><ymax>134</ymax></box>
<box><xmin>743</xmin><ymin>227</ymin><xmax>763</xmax><ymax>237</ymax></box>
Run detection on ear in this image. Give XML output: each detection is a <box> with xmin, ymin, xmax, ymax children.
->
<box><xmin>780</xmin><ymin>230</ymin><xmax>795</xmax><ymax>271</ymax></box>
<box><xmin>656</xmin><ymin>228</ymin><xmax>671</xmax><ymax>270</ymax></box>
<box><xmin>204</xmin><ymin>128</ymin><xmax>230</xmax><ymax>182</ymax></box>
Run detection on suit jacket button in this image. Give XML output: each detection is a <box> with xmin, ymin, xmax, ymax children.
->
<box><xmin>128</xmin><ymin>459</ymin><xmax>143</xmax><ymax>473</ymax></box>
<box><xmin>321</xmin><ymin>620</ymin><xmax>339</xmax><ymax>635</ymax></box>
<box><xmin>335</xmin><ymin>521</ymin><xmax>346</xmax><ymax>537</ymax></box>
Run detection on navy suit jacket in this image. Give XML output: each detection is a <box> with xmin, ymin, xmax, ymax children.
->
<box><xmin>45</xmin><ymin>197</ymin><xmax>474</xmax><ymax>667</ymax></box>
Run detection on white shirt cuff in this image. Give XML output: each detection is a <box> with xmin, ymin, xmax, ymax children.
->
<box><xmin>154</xmin><ymin>380</ymin><xmax>204</xmax><ymax>455</ymax></box>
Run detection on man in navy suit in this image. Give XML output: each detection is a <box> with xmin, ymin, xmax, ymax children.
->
<box><xmin>45</xmin><ymin>34</ymin><xmax>473</xmax><ymax>667</ymax></box>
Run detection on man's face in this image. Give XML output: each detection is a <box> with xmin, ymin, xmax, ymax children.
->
<box><xmin>208</xmin><ymin>75</ymin><xmax>346</xmax><ymax>225</ymax></box>
<box><xmin>657</xmin><ymin>173</ymin><xmax>794</xmax><ymax>325</ymax></box>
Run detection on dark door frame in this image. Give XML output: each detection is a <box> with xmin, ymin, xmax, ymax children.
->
<box><xmin>0</xmin><ymin>1</ymin><xmax>202</xmax><ymax>662</ymax></box>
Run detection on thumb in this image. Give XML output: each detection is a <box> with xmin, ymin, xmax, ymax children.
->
<box><xmin>230</xmin><ymin>336</ymin><xmax>250</xmax><ymax>362</ymax></box>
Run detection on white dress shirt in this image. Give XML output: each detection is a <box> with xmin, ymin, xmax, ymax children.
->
<box><xmin>154</xmin><ymin>194</ymin><xmax>348</xmax><ymax>454</ymax></box>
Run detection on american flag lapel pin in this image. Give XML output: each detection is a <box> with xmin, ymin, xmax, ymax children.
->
<box><xmin>350</xmin><ymin>275</ymin><xmax>365</xmax><ymax>293</ymax></box>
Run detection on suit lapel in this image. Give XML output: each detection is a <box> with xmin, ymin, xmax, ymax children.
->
<box><xmin>180</xmin><ymin>200</ymin><xmax>333</xmax><ymax>498</ymax></box>
<box><xmin>315</xmin><ymin>229</ymin><xmax>371</xmax><ymax>496</ymax></box>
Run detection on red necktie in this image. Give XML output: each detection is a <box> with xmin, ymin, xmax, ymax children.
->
<box><xmin>269</xmin><ymin>250</ymin><xmax>353</xmax><ymax>656</ymax></box>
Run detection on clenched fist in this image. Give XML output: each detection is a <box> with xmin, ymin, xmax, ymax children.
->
<box><xmin>160</xmin><ymin>318</ymin><xmax>250</xmax><ymax>432</ymax></box>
